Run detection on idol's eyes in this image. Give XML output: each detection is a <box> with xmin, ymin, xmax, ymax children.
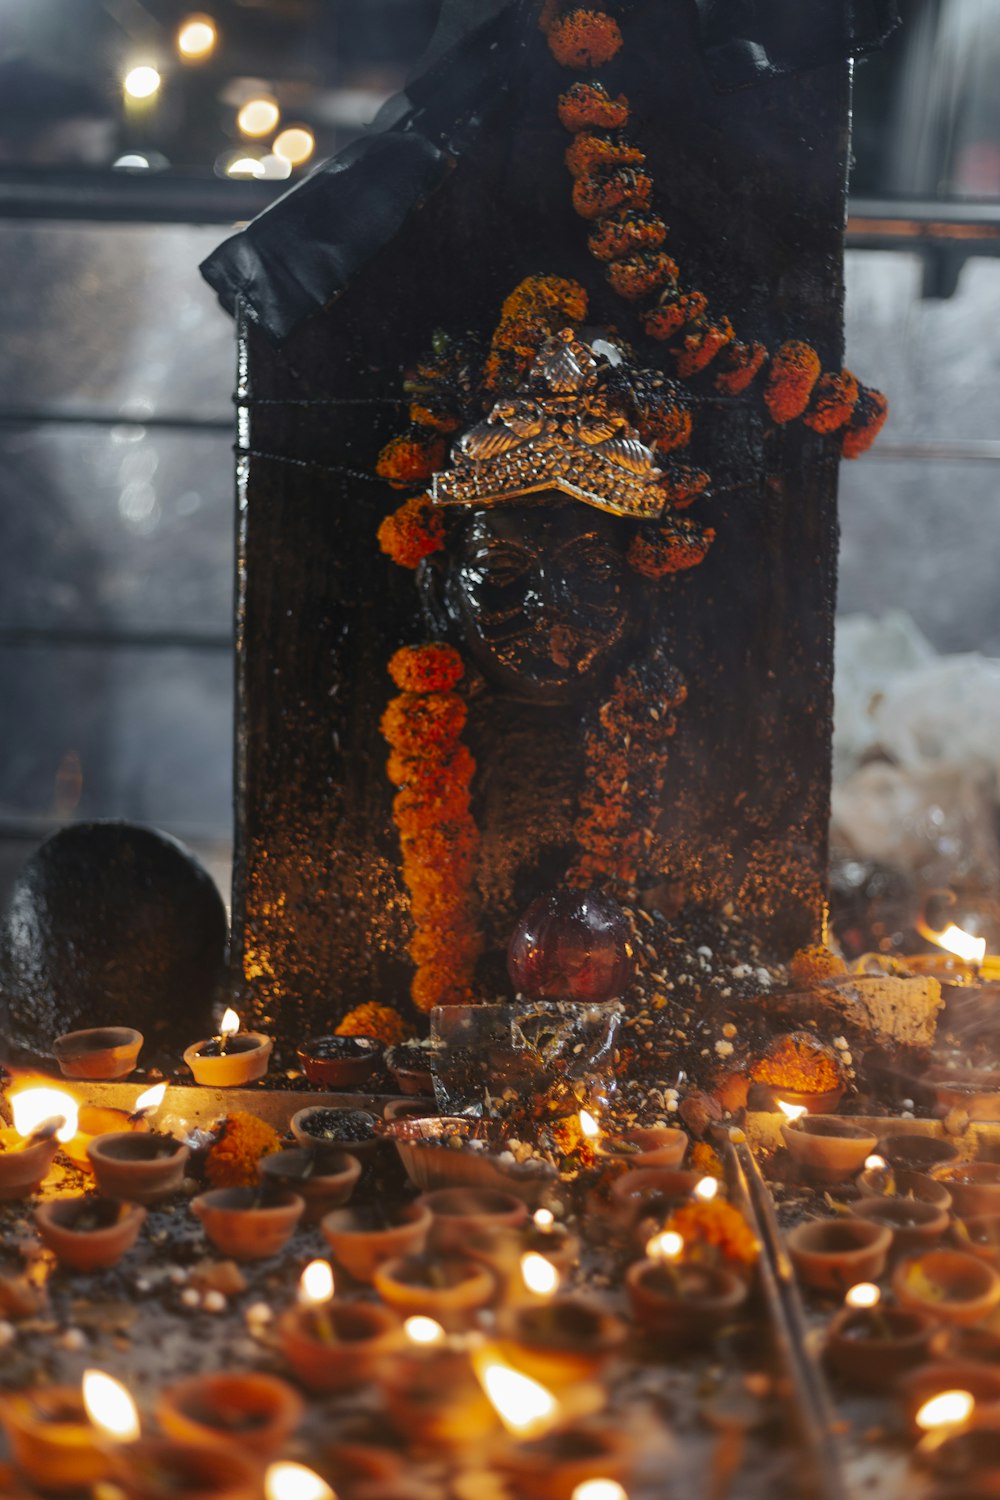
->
<box><xmin>560</xmin><ymin>539</ymin><xmax>621</xmax><ymax>583</ymax></box>
<box><xmin>470</xmin><ymin>544</ymin><xmax>532</xmax><ymax>587</ymax></box>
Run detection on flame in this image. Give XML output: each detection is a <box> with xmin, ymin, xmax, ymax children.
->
<box><xmin>264</xmin><ymin>1463</ymin><xmax>335</xmax><ymax>1500</ymax></box>
<box><xmin>521</xmin><ymin>1251</ymin><xmax>560</xmax><ymax>1297</ymax></box>
<box><xmin>914</xmin><ymin>1390</ymin><xmax>975</xmax><ymax>1432</ymax></box>
<box><xmin>82</xmin><ymin>1370</ymin><xmax>141</xmax><ymax>1442</ymax></box>
<box><xmin>10</xmin><ymin>1085</ymin><xmax>79</xmax><ymax>1144</ymax></box>
<box><xmin>404</xmin><ymin>1316</ymin><xmax>446</xmax><ymax>1347</ymax></box>
<box><xmin>578</xmin><ymin>1109</ymin><xmax>600</xmax><ymax>1140</ymax></box>
<box><xmin>694</xmin><ymin>1176</ymin><xmax>719</xmax><ymax>1202</ymax></box>
<box><xmin>472</xmin><ymin>1349</ymin><xmax>559</xmax><ymax>1439</ymax></box>
<box><xmin>917</xmin><ymin>904</ymin><xmax>987</xmax><ymax>966</ymax></box>
<box><xmin>220</xmin><ymin>1008</ymin><xmax>241</xmax><ymax>1037</ymax></box>
<box><xmin>572</xmin><ymin>1484</ymin><xmax>628</xmax><ymax>1500</ymax></box>
<box><xmin>298</xmin><ymin>1260</ymin><xmax>334</xmax><ymax>1308</ymax></box>
<box><xmin>776</xmin><ymin>1100</ymin><xmax>807</xmax><ymax>1122</ymax></box>
<box><xmin>533</xmin><ymin>1208</ymin><xmax>555</xmax><ymax>1229</ymax></box>
<box><xmin>845</xmin><ymin>1282</ymin><xmax>881</xmax><ymax>1310</ymax></box>
<box><xmin>133</xmin><ymin>1083</ymin><xmax>167</xmax><ymax>1115</ymax></box>
<box><xmin>865</xmin><ymin>1154</ymin><xmax>887</xmax><ymax>1172</ymax></box>
<box><xmin>646</xmin><ymin>1230</ymin><xmax>684</xmax><ymax>1263</ymax></box>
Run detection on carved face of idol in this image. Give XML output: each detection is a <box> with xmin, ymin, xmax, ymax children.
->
<box><xmin>442</xmin><ymin>497</ymin><xmax>636</xmax><ymax>705</ymax></box>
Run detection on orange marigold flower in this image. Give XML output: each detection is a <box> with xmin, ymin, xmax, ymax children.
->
<box><xmin>386</xmin><ymin>743</ymin><xmax>476</xmax><ymax>795</ymax></box>
<box><xmin>393</xmin><ymin>779</ymin><xmax>473</xmax><ymax>831</ymax></box>
<box><xmin>674</xmin><ymin>317</ymin><xmax>734</xmax><ymax>378</ymax></box>
<box><xmin>606</xmin><ymin>250</ymin><xmax>679</xmax><ymax>301</ymax></box>
<box><xmin>409</xmin><ymin>402</ymin><xmax>461</xmax><ymax>433</ymax></box>
<box><xmin>375</xmin><ymin>432</ymin><xmax>447</xmax><ymax>489</ymax></box>
<box><xmin>752</xmin><ymin>1031</ymin><xmax>843</xmax><ymax>1095</ymax></box>
<box><xmin>499</xmin><ymin>275</ymin><xmax>589</xmax><ymax>327</ymax></box>
<box><xmin>412</xmin><ymin>961</ymin><xmax>475</xmax><ymax>1012</ymax></box>
<box><xmin>380</xmin><ymin>693</ymin><xmax>467</xmax><ymax>755</ymax></box>
<box><xmin>588</xmin><ymin>210</ymin><xmax>667</xmax><ymax>263</ymax></box>
<box><xmin>763</xmin><ymin>341</ymin><xmax>821</xmax><ymax>424</ymax></box>
<box><xmin>714</xmin><ymin>340</ymin><xmax>768</xmax><ymax>396</ymax></box>
<box><xmin>842</xmin><ymin>384</ymin><xmax>888</xmax><ymax>458</ymax></box>
<box><xmin>388</xmin><ymin>643</ymin><xmax>465</xmax><ymax>695</ymax></box>
<box><xmin>565</xmin><ymin>133</ymin><xmax>645</xmax><ymax>181</ymax></box>
<box><xmin>690</xmin><ymin>1141</ymin><xmax>725</xmax><ymax>1180</ymax></box>
<box><xmin>557</xmin><ymin>80</ymin><xmax>629</xmax><ymax>133</ymax></box>
<box><xmin>547</xmin><ymin>8</ymin><xmax>623</xmax><ymax>68</ymax></box>
<box><xmin>336</xmin><ymin>1003</ymin><xmax>416</xmax><ymax>1047</ymax></box>
<box><xmin>658</xmin><ymin>465</ymin><xmax>711</xmax><ymax>506</ymax></box>
<box><xmin>400</xmin><ymin>820</ymin><xmax>479</xmax><ymax>876</ymax></box>
<box><xmin>572</xmin><ymin>167</ymin><xmax>652</xmax><ymax>221</ymax></box>
<box><xmin>641</xmin><ymin>407</ymin><xmax>692</xmax><ymax>454</ymax></box>
<box><xmin>628</xmin><ymin>527</ymin><xmax>714</xmax><ymax>579</ymax></box>
<box><xmin>205</xmin><ymin>1111</ymin><xmax>282</xmax><ymax>1189</ymax></box>
<box><xmin>377</xmin><ymin>496</ymin><xmax>445</xmax><ymax>570</ymax></box>
<box><xmin>802</xmin><ymin>370</ymin><xmax>859</xmax><ymax>434</ymax></box>
<box><xmin>665</xmin><ymin>1199</ymin><xmax>759</xmax><ymax>1269</ymax></box>
<box><xmin>788</xmin><ymin>944</ymin><xmax>848</xmax><ymax>986</ymax></box>
<box><xmin>410</xmin><ymin>921</ymin><xmax>483</xmax><ymax>968</ymax></box>
<box><xmin>641</xmin><ymin>288</ymin><xmax>707</xmax><ymax>341</ymax></box>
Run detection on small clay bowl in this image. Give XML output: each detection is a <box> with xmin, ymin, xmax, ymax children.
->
<box><xmin>278</xmin><ymin>1300</ymin><xmax>403</xmax><ymax>1392</ymax></box>
<box><xmin>380</xmin><ymin>1346</ymin><xmax>497</xmax><ymax>1448</ymax></box>
<box><xmin>958</xmin><ymin>1215</ymin><xmax>1000</xmax><ymax>1265</ymax></box>
<box><xmin>496</xmin><ymin>1423</ymin><xmax>632</xmax><ymax>1500</ymax></box>
<box><xmin>258</xmin><ymin>1147</ymin><xmax>362</xmax><ymax>1225</ymax></box>
<box><xmin>34</xmin><ymin>1196</ymin><xmax>145</xmax><ymax>1271</ymax></box>
<box><xmin>900</xmin><ymin>1361</ymin><xmax>1000</xmax><ymax>1436</ymax></box>
<box><xmin>321</xmin><ymin>1200</ymin><xmax>432</xmax><ymax>1282</ymax></box>
<box><xmin>625</xmin><ymin>1258</ymin><xmax>747</xmax><ymax>1343</ymax></box>
<box><xmin>295</xmin><ymin>1035</ymin><xmax>382</xmax><ymax>1088</ymax></box>
<box><xmin>0</xmin><ymin>1387</ymin><xmax>111</xmax><ymax>1490</ymax></box>
<box><xmin>598</xmin><ymin>1126</ymin><xmax>688</xmax><ymax>1170</ymax></box>
<box><xmin>608</xmin><ymin>1167</ymin><xmax>702</xmax><ymax>1228</ymax></box>
<box><xmin>893</xmin><ymin>1250</ymin><xmax>1000</xmax><ymax>1326</ymax></box>
<box><xmin>762</xmin><ymin>1085</ymin><xmax>845</xmax><ymax>1115</ymax></box>
<box><xmin>418</xmin><ymin>1186</ymin><xmax>529</xmax><ymax>1253</ymax></box>
<box><xmin>880</xmin><ymin>1133</ymin><xmax>961</xmax><ymax>1172</ymax></box>
<box><xmin>785</xmin><ymin>1218</ymin><xmax>892</xmax><ymax>1294</ymax></box>
<box><xmin>373</xmin><ymin>1254</ymin><xmax>496</xmax><ymax>1329</ymax></box>
<box><xmin>0</xmin><ymin>1128</ymin><xmax>60</xmax><ymax>1201</ymax></box>
<box><xmin>383</xmin><ymin>1097</ymin><xmax>437</xmax><ymax>1124</ymax></box>
<box><xmin>62</xmin><ymin>1104</ymin><xmax>147</xmax><ymax>1169</ymax></box>
<box><xmin>854</xmin><ymin>1194</ymin><xmax>950</xmax><ymax>1253</ymax></box>
<box><xmin>191</xmin><ymin>1187</ymin><xmax>304</xmax><ymax>1260</ymax></box>
<box><xmin>106</xmin><ymin>1436</ymin><xmax>260</xmax><ymax>1500</ymax></box>
<box><xmin>857</xmin><ymin>1165</ymin><xmax>953</xmax><ymax>1212</ymax></box>
<box><xmin>87</xmin><ymin>1132</ymin><xmax>190</xmax><ymax>1204</ymax></box>
<box><xmin>183</xmin><ymin>1032</ymin><xmax>273</xmax><ymax>1087</ymax></box>
<box><xmin>156</xmin><ymin>1372</ymin><xmax>303</xmax><ymax>1455</ymax></box>
<box><xmin>917</xmin><ymin>1422</ymin><xmax>1000</xmax><ymax>1494</ymax></box>
<box><xmin>53</xmin><ymin>1025</ymin><xmax>143</xmax><ymax>1080</ymax></box>
<box><xmin>824</xmin><ymin>1306</ymin><xmax>947</xmax><ymax>1388</ymax></box>
<box><xmin>949</xmin><ymin>1327</ymin><xmax>1000</xmax><ymax>1365</ymax></box>
<box><xmin>937</xmin><ymin>1166</ymin><xmax>1000</xmax><ymax>1219</ymax></box>
<box><xmin>290</xmin><ymin>1106</ymin><xmax>380</xmax><ymax>1163</ymax></box>
<box><xmin>782</xmin><ymin>1117</ymin><xmax>879</xmax><ymax>1183</ymax></box>
<box><xmin>384</xmin><ymin>1045</ymin><xmax>437</xmax><ymax>1097</ymax></box>
<box><xmin>495</xmin><ymin>1295</ymin><xmax>628</xmax><ymax>1386</ymax></box>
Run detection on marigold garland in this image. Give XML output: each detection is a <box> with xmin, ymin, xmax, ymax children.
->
<box><xmin>204</xmin><ymin>1111</ymin><xmax>281</xmax><ymax>1189</ymax></box>
<box><xmin>842</xmin><ymin>385</ymin><xmax>889</xmax><ymax>459</ymax></box>
<box><xmin>388</xmin><ymin>643</ymin><xmax>465</xmax><ymax>694</ymax></box>
<box><xmin>375</xmin><ymin>431</ymin><xmax>447</xmax><ymax>489</ymax></box>
<box><xmin>558</xmin><ymin>80</ymin><xmax>630</xmax><ymax>132</ymax></box>
<box><xmin>802</xmin><ymin>370</ymin><xmax>860</xmax><ymax>434</ymax></box>
<box><xmin>377</xmin><ymin>495</ymin><xmax>445</xmax><ymax>570</ymax></box>
<box><xmin>588</xmin><ymin>210</ymin><xmax>668</xmax><ymax>263</ymax></box>
<box><xmin>763</xmin><ymin>341</ymin><xmax>822</xmax><ymax>424</ymax></box>
<box><xmin>547</xmin><ymin>8</ymin><xmax>623</xmax><ymax>68</ymax></box>
<box><xmin>336</xmin><ymin>1002</ymin><xmax>416</xmax><ymax>1047</ymax></box>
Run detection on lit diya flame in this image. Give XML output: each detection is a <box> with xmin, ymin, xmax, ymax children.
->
<box><xmin>776</xmin><ymin>1100</ymin><xmax>807</xmax><ymax>1122</ymax></box>
<box><xmin>132</xmin><ymin>1083</ymin><xmax>167</xmax><ymax>1118</ymax></box>
<box><xmin>472</xmin><ymin>1349</ymin><xmax>559</xmax><ymax>1439</ymax></box>
<box><xmin>298</xmin><ymin>1260</ymin><xmax>334</xmax><ymax>1308</ymax></box>
<box><xmin>578</xmin><ymin>1109</ymin><xmax>600</xmax><ymax>1141</ymax></box>
<box><xmin>646</xmin><ymin>1229</ymin><xmax>684</xmax><ymax>1264</ymax></box>
<box><xmin>264</xmin><ymin>1462</ymin><xmax>336</xmax><ymax>1500</ymax></box>
<box><xmin>914</xmin><ymin>1389</ymin><xmax>976</xmax><ymax>1432</ymax></box>
<box><xmin>533</xmin><ymin>1208</ymin><xmax>555</xmax><ymax>1230</ymax></box>
<box><xmin>219</xmin><ymin>1008</ymin><xmax>241</xmax><ymax>1053</ymax></box>
<box><xmin>82</xmin><ymin>1369</ymin><xmax>141</xmax><ymax>1442</ymax></box>
<box><xmin>694</xmin><ymin>1176</ymin><xmax>719</xmax><ymax>1202</ymax></box>
<box><xmin>865</xmin><ymin>1154</ymin><xmax>887</xmax><ymax>1172</ymax></box>
<box><xmin>917</xmin><ymin>916</ymin><xmax>987</xmax><ymax>969</ymax></box>
<box><xmin>404</xmin><ymin>1315</ymin><xmax>446</xmax><ymax>1348</ymax></box>
<box><xmin>572</xmin><ymin>1483</ymin><xmax>628</xmax><ymax>1500</ymax></box>
<box><xmin>10</xmin><ymin>1085</ymin><xmax>79</xmax><ymax>1145</ymax></box>
<box><xmin>844</xmin><ymin>1282</ymin><xmax>881</xmax><ymax>1310</ymax></box>
<box><xmin>521</xmin><ymin>1251</ymin><xmax>560</xmax><ymax>1297</ymax></box>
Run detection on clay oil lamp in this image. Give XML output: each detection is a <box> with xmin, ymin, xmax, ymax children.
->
<box><xmin>258</xmin><ymin>1146</ymin><xmax>362</xmax><ymax>1225</ymax></box>
<box><xmin>608</xmin><ymin>1166</ymin><xmax>701</xmax><ymax>1236</ymax></box>
<box><xmin>754</xmin><ymin>1029</ymin><xmax>846</xmax><ymax>1115</ymax></box>
<box><xmin>597</xmin><ymin>1125</ymin><xmax>688</xmax><ymax>1171</ymax></box>
<box><xmin>892</xmin><ymin>1249</ymin><xmax>1000</xmax><ymax>1326</ymax></box>
<box><xmin>295</xmin><ymin>1035</ymin><xmax>382</xmax><ymax>1088</ymax></box>
<box><xmin>495</xmin><ymin>1426</ymin><xmax>632</xmax><ymax>1500</ymax></box>
<box><xmin>290</xmin><ymin>1106</ymin><xmax>380</xmax><ymax>1164</ymax></box>
<box><xmin>87</xmin><ymin>1085</ymin><xmax>189</xmax><ymax>1203</ymax></box>
<box><xmin>785</xmin><ymin>1217</ymin><xmax>892</xmax><ymax>1294</ymax></box>
<box><xmin>901</xmin><ymin>1366</ymin><xmax>1000</xmax><ymax>1437</ymax></box>
<box><xmin>184</xmin><ymin>1007</ymin><xmax>273</xmax><ymax>1087</ymax></box>
<box><xmin>321</xmin><ymin>1200</ymin><xmax>431</xmax><ymax>1283</ymax></box>
<box><xmin>278</xmin><ymin>1258</ymin><xmax>402</xmax><ymax>1393</ymax></box>
<box><xmin>380</xmin><ymin>1318</ymin><xmax>497</xmax><ymax>1448</ymax></box>
<box><xmin>916</xmin><ymin>1421</ymin><xmax>1000</xmax><ymax>1496</ymax></box>
<box><xmin>34</xmin><ymin>1195</ymin><xmax>146</xmax><ymax>1271</ymax></box>
<box><xmin>0</xmin><ymin>1383</ymin><xmax>118</xmax><ymax>1491</ymax></box>
<box><xmin>0</xmin><ymin>1085</ymin><xmax>76</xmax><ymax>1198</ymax></box>
<box><xmin>936</xmin><ymin>1165</ymin><xmax>1000</xmax><ymax>1219</ymax></box>
<box><xmin>107</xmin><ymin>1438</ymin><xmax>261</xmax><ymax>1500</ymax></box>
<box><xmin>53</xmin><ymin>1026</ymin><xmax>143</xmax><ymax>1080</ymax></box>
<box><xmin>495</xmin><ymin>1293</ymin><xmax>628</xmax><ymax>1388</ymax></box>
<box><xmin>373</xmin><ymin>1252</ymin><xmax>496</xmax><ymax>1330</ymax></box>
<box><xmin>418</xmin><ymin>1186</ymin><xmax>529</xmax><ymax>1253</ymax></box>
<box><xmin>265</xmin><ymin>1463</ymin><xmax>336</xmax><ymax>1500</ymax></box>
<box><xmin>459</xmin><ymin>1212</ymin><xmax>578</xmax><ymax>1306</ymax></box>
<box><xmin>857</xmin><ymin>1157</ymin><xmax>953</xmax><ymax>1212</ymax></box>
<box><xmin>156</xmin><ymin>1372</ymin><xmax>303</xmax><ymax>1456</ymax></box>
<box><xmin>824</xmin><ymin>1282</ymin><xmax>947</xmax><ymax>1388</ymax></box>
<box><xmin>879</xmin><ymin>1132</ymin><xmax>960</xmax><ymax>1173</ymax></box>
<box><xmin>625</xmin><ymin>1230</ymin><xmax>747</xmax><ymax>1345</ymax></box>
<box><xmin>63</xmin><ymin>1100</ymin><xmax>151</xmax><ymax>1169</ymax></box>
<box><xmin>191</xmin><ymin>1185</ymin><xmax>304</xmax><ymax>1260</ymax></box>
<box><xmin>384</xmin><ymin>1041</ymin><xmax>437</xmax><ymax>1097</ymax></box>
<box><xmin>383</xmin><ymin>1097</ymin><xmax>436</xmax><ymax>1125</ymax></box>
<box><xmin>956</xmin><ymin>1215</ymin><xmax>1000</xmax><ymax>1266</ymax></box>
<box><xmin>781</xmin><ymin>1113</ymin><xmax>878</xmax><ymax>1184</ymax></box>
<box><xmin>854</xmin><ymin>1194</ymin><xmax>950</xmax><ymax>1253</ymax></box>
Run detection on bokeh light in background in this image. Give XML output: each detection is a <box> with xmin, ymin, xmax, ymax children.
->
<box><xmin>272</xmin><ymin>127</ymin><xmax>314</xmax><ymax>166</ymax></box>
<box><xmin>123</xmin><ymin>66</ymin><xmax>161</xmax><ymax>101</ymax></box>
<box><xmin>177</xmin><ymin>16</ymin><xmax>217</xmax><ymax>62</ymax></box>
<box><xmin>237</xmin><ymin>99</ymin><xmax>280</xmax><ymax>139</ymax></box>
